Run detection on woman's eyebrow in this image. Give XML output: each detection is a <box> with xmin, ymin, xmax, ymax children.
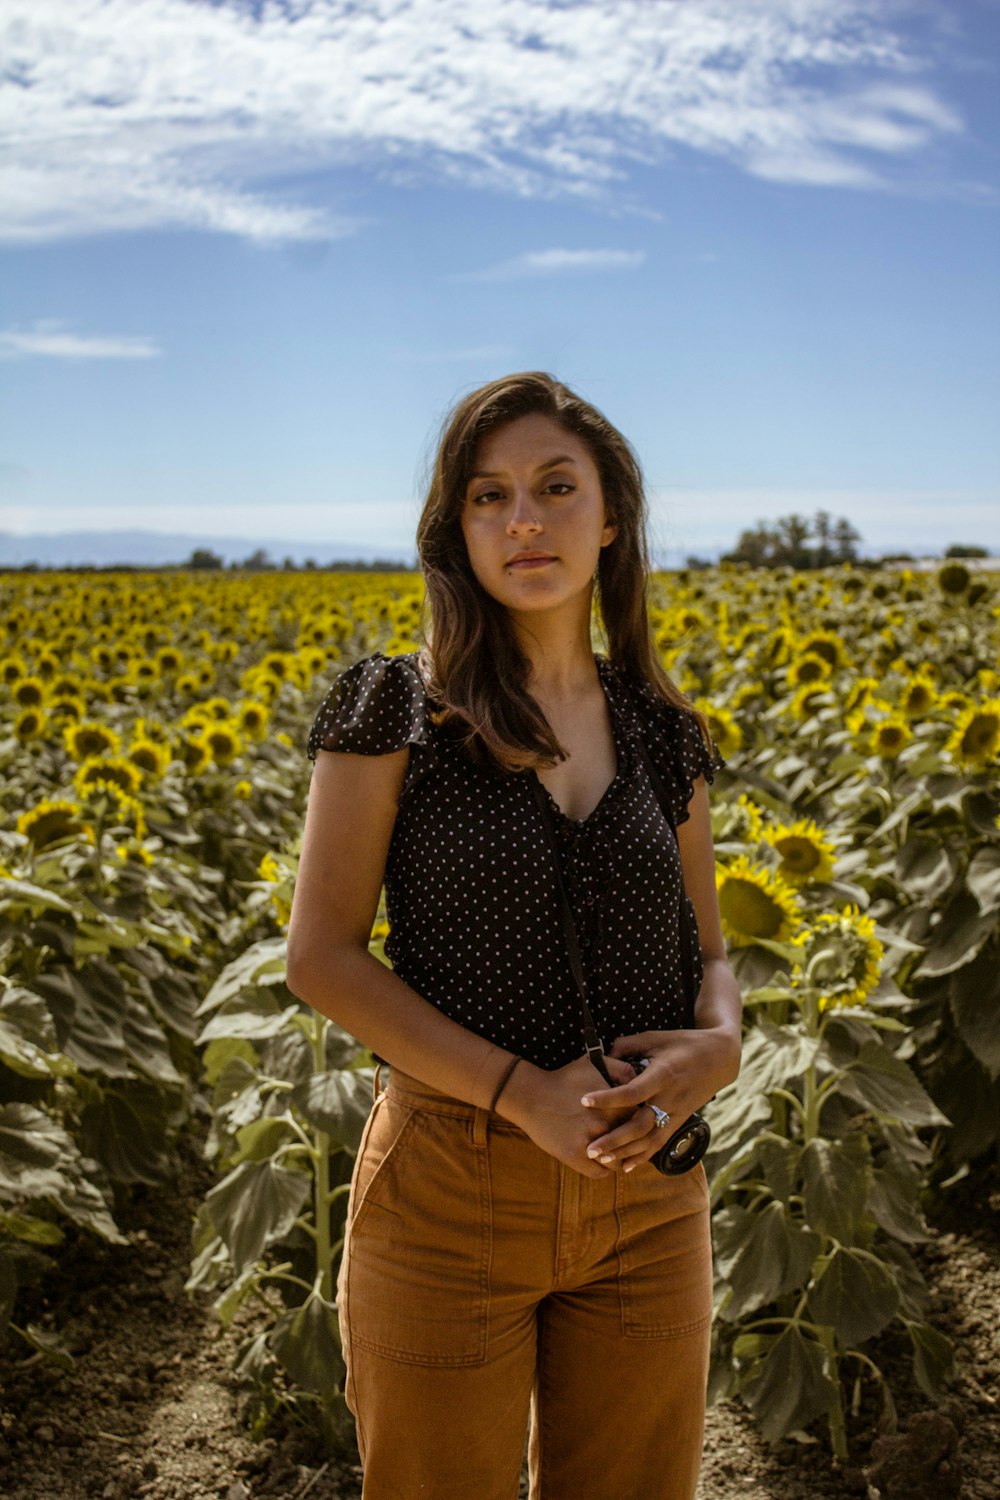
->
<box><xmin>468</xmin><ymin>454</ymin><xmax>579</xmax><ymax>482</ymax></box>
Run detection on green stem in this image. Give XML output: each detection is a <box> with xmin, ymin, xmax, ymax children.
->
<box><xmin>817</xmin><ymin>1325</ymin><xmax>848</xmax><ymax>1461</ymax></box>
<box><xmin>309</xmin><ymin>1011</ymin><xmax>334</xmax><ymax>1302</ymax></box>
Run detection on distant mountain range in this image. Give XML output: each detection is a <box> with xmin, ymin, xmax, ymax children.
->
<box><xmin>0</xmin><ymin>530</ymin><xmax>416</xmax><ymax>569</ymax></box>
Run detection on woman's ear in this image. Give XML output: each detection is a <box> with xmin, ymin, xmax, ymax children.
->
<box><xmin>601</xmin><ymin>516</ymin><xmax>619</xmax><ymax>547</ymax></box>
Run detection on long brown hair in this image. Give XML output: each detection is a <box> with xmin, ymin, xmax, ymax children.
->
<box><xmin>415</xmin><ymin>371</ymin><xmax>713</xmax><ymax>773</ymax></box>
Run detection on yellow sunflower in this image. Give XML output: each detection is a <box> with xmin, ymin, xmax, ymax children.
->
<box><xmin>946</xmin><ymin>699</ymin><xmax>1000</xmax><ymax>770</ymax></box>
<box><xmin>12</xmin><ymin>675</ymin><xmax>46</xmax><ymax>708</ymax></box>
<box><xmin>200</xmin><ymin>722</ymin><xmax>243</xmax><ymax>766</ymax></box>
<box><xmin>763</xmin><ymin>818</ymin><xmax>836</xmax><ymax>886</ymax></box>
<box><xmin>64</xmin><ymin>720</ymin><xmax>121</xmax><ymax>761</ymax></box>
<box><xmin>16</xmin><ymin>798</ymin><xmax>94</xmax><ymax>849</ymax></box>
<box><xmin>716</xmin><ymin>856</ymin><xmax>803</xmax><ymax>947</ymax></box>
<box><xmin>178</xmin><ymin>735</ymin><xmax>211</xmax><ymax>775</ymax></box>
<box><xmin>796</xmin><ymin>629</ymin><xmax>849</xmax><ymax>672</ymax></box>
<box><xmin>786</xmin><ymin>653</ymin><xmax>832</xmax><ymax>691</ymax></box>
<box><xmin>73</xmin><ymin>754</ymin><xmax>143</xmax><ymax>798</ymax></box>
<box><xmin>156</xmin><ymin>646</ymin><xmax>184</xmax><ymax>675</ymax></box>
<box><xmin>870</xmin><ymin>717</ymin><xmax>912</xmax><ymax>760</ymax></box>
<box><xmin>101</xmin><ymin>787</ymin><xmax>147</xmax><ymax>841</ymax></box>
<box><xmin>14</xmin><ymin>706</ymin><xmax>47</xmax><ymax>741</ymax></box>
<box><xmin>695</xmin><ymin>702</ymin><xmax>742</xmax><ymax>758</ymax></box>
<box><xmin>1</xmin><ymin>655</ymin><xmax>27</xmax><ymax>685</ymax></box>
<box><xmin>900</xmin><ymin>674</ymin><xmax>937</xmax><ymax>719</ymax></box>
<box><xmin>790</xmin><ymin>683</ymin><xmax>832</xmax><ymax>721</ymax></box>
<box><xmin>236</xmin><ymin>700</ymin><xmax>270</xmax><ymax>740</ymax></box>
<box><xmin>794</xmin><ymin>905</ymin><xmax>884</xmax><ymax>1011</ymax></box>
<box><xmin>259</xmin><ymin>850</ymin><xmax>292</xmax><ymax>927</ymax></box>
<box><xmin>234</xmin><ymin>778</ymin><xmax>253</xmax><ymax>800</ymax></box>
<box><xmin>127</xmin><ymin>737</ymin><xmax>172</xmax><ymax>779</ymax></box>
<box><xmin>49</xmin><ymin>695</ymin><xmax>85</xmax><ymax>724</ymax></box>
<box><xmin>712</xmin><ymin>793</ymin><xmax>764</xmax><ymax>845</ymax></box>
<box><xmin>175</xmin><ymin>672</ymin><xmax>202</xmax><ymax>697</ymax></box>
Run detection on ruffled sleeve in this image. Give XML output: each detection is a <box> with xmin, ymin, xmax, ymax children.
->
<box><xmin>306</xmin><ymin>652</ymin><xmax>433</xmax><ymax>761</ymax></box>
<box><xmin>629</xmin><ymin>681</ymin><xmax>726</xmax><ymax>829</ymax></box>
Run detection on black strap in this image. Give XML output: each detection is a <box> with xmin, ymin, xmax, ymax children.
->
<box><xmin>529</xmin><ymin>773</ymin><xmax>613</xmax><ymax>1085</ymax></box>
<box><xmin>529</xmin><ymin>734</ymin><xmax>700</xmax><ymax>1077</ymax></box>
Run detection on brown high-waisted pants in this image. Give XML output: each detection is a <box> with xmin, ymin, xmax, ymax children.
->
<box><xmin>336</xmin><ymin>1068</ymin><xmax>713</xmax><ymax>1500</ymax></box>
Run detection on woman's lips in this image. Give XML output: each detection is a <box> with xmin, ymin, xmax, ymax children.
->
<box><xmin>509</xmin><ymin>556</ymin><xmax>555</xmax><ymax>569</ymax></box>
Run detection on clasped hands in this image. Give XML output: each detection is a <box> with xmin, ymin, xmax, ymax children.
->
<box><xmin>576</xmin><ymin>1025</ymin><xmax>741</xmax><ymax>1175</ymax></box>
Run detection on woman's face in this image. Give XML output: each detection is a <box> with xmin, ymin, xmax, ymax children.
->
<box><xmin>459</xmin><ymin>413</ymin><xmax>618</xmax><ymax>615</ymax></box>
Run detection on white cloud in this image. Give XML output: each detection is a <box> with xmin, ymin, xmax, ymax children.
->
<box><xmin>0</xmin><ymin>0</ymin><xmax>967</xmax><ymax>244</ymax></box>
<box><xmin>0</xmin><ymin>320</ymin><xmax>161</xmax><ymax>359</ymax></box>
<box><xmin>457</xmin><ymin>248</ymin><xmax>646</xmax><ymax>281</ymax></box>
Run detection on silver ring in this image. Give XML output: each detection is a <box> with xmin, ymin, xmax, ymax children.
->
<box><xmin>646</xmin><ymin>1103</ymin><xmax>672</xmax><ymax>1130</ymax></box>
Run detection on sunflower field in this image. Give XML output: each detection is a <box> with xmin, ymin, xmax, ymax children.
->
<box><xmin>1</xmin><ymin>561</ymin><xmax>998</xmax><ymax>1457</ymax></box>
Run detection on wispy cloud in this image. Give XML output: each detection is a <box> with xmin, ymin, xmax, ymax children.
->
<box><xmin>457</xmin><ymin>249</ymin><xmax>646</xmax><ymax>282</ymax></box>
<box><xmin>0</xmin><ymin>321</ymin><xmax>161</xmax><ymax>360</ymax></box>
<box><xmin>0</xmin><ymin>1</ymin><xmax>968</xmax><ymax>244</ymax></box>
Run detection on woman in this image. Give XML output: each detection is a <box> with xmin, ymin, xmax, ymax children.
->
<box><xmin>287</xmin><ymin>372</ymin><xmax>742</xmax><ymax>1500</ymax></box>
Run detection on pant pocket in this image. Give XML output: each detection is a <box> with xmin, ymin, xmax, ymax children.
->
<box><xmin>616</xmin><ymin>1160</ymin><xmax>713</xmax><ymax>1339</ymax></box>
<box><xmin>343</xmin><ymin>1104</ymin><xmax>492</xmax><ymax>1367</ymax></box>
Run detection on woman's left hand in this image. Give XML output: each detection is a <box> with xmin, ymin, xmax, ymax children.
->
<box><xmin>578</xmin><ymin>1026</ymin><xmax>742</xmax><ymax>1172</ymax></box>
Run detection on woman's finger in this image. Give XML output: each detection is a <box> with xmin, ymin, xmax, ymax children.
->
<box><xmin>584</xmin><ymin>1104</ymin><xmax>661</xmax><ymax>1161</ymax></box>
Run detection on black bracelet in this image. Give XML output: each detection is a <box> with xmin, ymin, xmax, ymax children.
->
<box><xmin>489</xmin><ymin>1054</ymin><xmax>524</xmax><ymax>1113</ymax></box>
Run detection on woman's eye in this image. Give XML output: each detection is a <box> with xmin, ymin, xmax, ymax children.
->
<box><xmin>473</xmin><ymin>489</ymin><xmax>502</xmax><ymax>505</ymax></box>
<box><xmin>546</xmin><ymin>482</ymin><xmax>575</xmax><ymax>496</ymax></box>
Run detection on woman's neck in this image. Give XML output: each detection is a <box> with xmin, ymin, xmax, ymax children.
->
<box><xmin>508</xmin><ymin>600</ymin><xmax>601</xmax><ymax>703</ymax></box>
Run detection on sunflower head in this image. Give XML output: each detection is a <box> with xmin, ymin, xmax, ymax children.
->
<box><xmin>938</xmin><ymin>562</ymin><xmax>970</xmax><ymax>596</ymax></box>
<box><xmin>237</xmin><ymin>701</ymin><xmax>270</xmax><ymax>739</ymax></box>
<box><xmin>14</xmin><ymin>706</ymin><xmax>47</xmax><ymax>741</ymax></box>
<box><xmin>65</xmin><ymin>720</ymin><xmax>122</xmax><ymax>761</ymax></box>
<box><xmin>870</xmin><ymin>717</ymin><xmax>912</xmax><ymax>760</ymax></box>
<box><xmin>763</xmin><ymin>818</ymin><xmax>836</xmax><ymax>886</ymax></box>
<box><xmin>797</xmin><ymin>629</ymin><xmax>848</xmax><ymax>671</ymax></box>
<box><xmin>786</xmin><ymin>653</ymin><xmax>832</xmax><ymax>690</ymax></box>
<box><xmin>793</xmin><ymin>904</ymin><xmax>884</xmax><ymax>1010</ymax></box>
<box><xmin>201</xmin><ymin>722</ymin><xmax>242</xmax><ymax>766</ymax></box>
<box><xmin>156</xmin><ymin>646</ymin><xmax>184</xmax><ymax>674</ymax></box>
<box><xmin>12</xmin><ymin>675</ymin><xmax>46</xmax><ymax>708</ymax></box>
<box><xmin>695</xmin><ymin>702</ymin><xmax>741</xmax><ymax>758</ymax></box>
<box><xmin>259</xmin><ymin>850</ymin><xmax>293</xmax><ymax>928</ymax></box>
<box><xmin>73</xmin><ymin>754</ymin><xmax>143</xmax><ymax>798</ymax></box>
<box><xmin>901</xmin><ymin>674</ymin><xmax>937</xmax><ymax>719</ymax></box>
<box><xmin>790</xmin><ymin>683</ymin><xmax>832</xmax><ymax>721</ymax></box>
<box><xmin>16</xmin><ymin>797</ymin><xmax>93</xmax><ymax>849</ymax></box>
<box><xmin>946</xmin><ymin>699</ymin><xmax>1000</xmax><ymax>770</ymax></box>
<box><xmin>128</xmin><ymin>737</ymin><xmax>172</xmax><ymax>778</ymax></box>
<box><xmin>716</xmin><ymin>856</ymin><xmax>803</xmax><ymax>947</ymax></box>
<box><xmin>1</xmin><ymin>655</ymin><xmax>27</xmax><ymax>685</ymax></box>
<box><xmin>712</xmin><ymin>793</ymin><xmax>764</xmax><ymax>845</ymax></box>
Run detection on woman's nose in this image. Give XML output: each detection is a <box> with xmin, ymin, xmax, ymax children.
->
<box><xmin>506</xmin><ymin>490</ymin><xmax>541</xmax><ymax>533</ymax></box>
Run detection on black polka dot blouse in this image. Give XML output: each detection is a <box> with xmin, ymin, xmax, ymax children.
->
<box><xmin>306</xmin><ymin>652</ymin><xmax>725</xmax><ymax>1070</ymax></box>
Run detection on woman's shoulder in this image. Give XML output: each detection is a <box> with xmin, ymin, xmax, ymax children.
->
<box><xmin>306</xmin><ymin>651</ymin><xmax>436</xmax><ymax>761</ymax></box>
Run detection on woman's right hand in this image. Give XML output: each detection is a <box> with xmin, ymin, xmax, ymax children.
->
<box><xmin>496</xmin><ymin>1054</ymin><xmax>636</xmax><ymax>1178</ymax></box>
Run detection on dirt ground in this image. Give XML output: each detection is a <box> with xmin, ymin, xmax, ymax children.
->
<box><xmin>1</xmin><ymin>1128</ymin><xmax>997</xmax><ymax>1500</ymax></box>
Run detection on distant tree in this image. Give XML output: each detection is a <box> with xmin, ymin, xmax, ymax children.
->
<box><xmin>304</xmin><ymin>557</ymin><xmax>318</xmax><ymax>570</ymax></box>
<box><xmin>812</xmin><ymin>509</ymin><xmax>834</xmax><ymax>567</ymax></box>
<box><xmin>185</xmin><ymin>547</ymin><xmax>224</xmax><ymax>570</ymax></box>
<box><xmin>241</xmin><ymin>548</ymin><xmax>274</xmax><ymax>571</ymax></box>
<box><xmin>684</xmin><ymin>554</ymin><xmax>713</xmax><ymax>571</ymax></box>
<box><xmin>282</xmin><ymin>555</ymin><xmax>297</xmax><ymax>570</ymax></box>
<box><xmin>832</xmin><ymin>517</ymin><xmax>861</xmax><ymax>563</ymax></box>
<box><xmin>720</xmin><ymin>512</ymin><xmax>863</xmax><ymax>570</ymax></box>
<box><xmin>945</xmin><ymin>544</ymin><xmax>989</xmax><ymax>559</ymax></box>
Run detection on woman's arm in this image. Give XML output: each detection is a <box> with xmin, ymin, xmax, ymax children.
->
<box><xmin>286</xmin><ymin>747</ymin><xmax>631</xmax><ymax>1176</ymax></box>
<box><xmin>575</xmin><ymin>775</ymin><xmax>743</xmax><ymax>1169</ymax></box>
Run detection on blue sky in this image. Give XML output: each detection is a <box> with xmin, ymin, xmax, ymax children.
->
<box><xmin>1</xmin><ymin>0</ymin><xmax>998</xmax><ymax>564</ymax></box>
